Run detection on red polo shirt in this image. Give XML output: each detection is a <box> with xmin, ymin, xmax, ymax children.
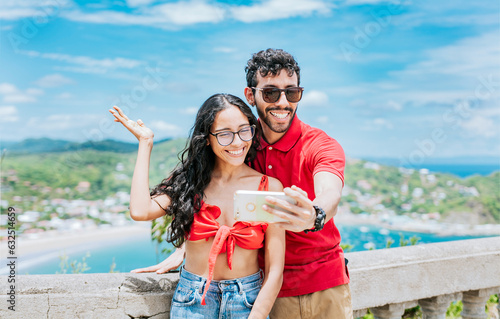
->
<box><xmin>251</xmin><ymin>115</ymin><xmax>349</xmax><ymax>298</ymax></box>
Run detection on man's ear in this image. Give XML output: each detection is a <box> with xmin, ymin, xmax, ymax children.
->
<box><xmin>244</xmin><ymin>87</ymin><xmax>255</xmax><ymax>106</ymax></box>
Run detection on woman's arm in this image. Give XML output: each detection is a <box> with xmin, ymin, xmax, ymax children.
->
<box><xmin>110</xmin><ymin>106</ymin><xmax>170</xmax><ymax>221</ymax></box>
<box><xmin>131</xmin><ymin>243</ymin><xmax>185</xmax><ymax>273</ymax></box>
<box><xmin>248</xmin><ymin>223</ymin><xmax>285</xmax><ymax>319</ymax></box>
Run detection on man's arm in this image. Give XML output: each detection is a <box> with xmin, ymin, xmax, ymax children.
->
<box><xmin>263</xmin><ymin>172</ymin><xmax>343</xmax><ymax>232</ymax></box>
<box><xmin>312</xmin><ymin>171</ymin><xmax>343</xmax><ymax>222</ymax></box>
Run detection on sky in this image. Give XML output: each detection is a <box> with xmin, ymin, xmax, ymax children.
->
<box><xmin>0</xmin><ymin>0</ymin><xmax>499</xmax><ymax>164</ymax></box>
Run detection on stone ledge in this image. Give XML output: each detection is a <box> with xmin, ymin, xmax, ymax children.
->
<box><xmin>0</xmin><ymin>237</ymin><xmax>499</xmax><ymax>318</ymax></box>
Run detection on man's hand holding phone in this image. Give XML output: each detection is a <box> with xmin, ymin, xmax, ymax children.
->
<box><xmin>234</xmin><ymin>190</ymin><xmax>296</xmax><ymax>223</ymax></box>
<box><xmin>262</xmin><ymin>186</ymin><xmax>317</xmax><ymax>232</ymax></box>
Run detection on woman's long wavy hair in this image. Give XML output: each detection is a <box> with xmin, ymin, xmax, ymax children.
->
<box><xmin>150</xmin><ymin>93</ymin><xmax>260</xmax><ymax>247</ymax></box>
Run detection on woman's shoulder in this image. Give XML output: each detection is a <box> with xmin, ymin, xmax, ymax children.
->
<box><xmin>241</xmin><ymin>166</ymin><xmax>282</xmax><ymax>191</ymax></box>
<box><xmin>266</xmin><ymin>176</ymin><xmax>283</xmax><ymax>192</ymax></box>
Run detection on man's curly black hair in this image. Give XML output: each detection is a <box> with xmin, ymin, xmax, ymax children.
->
<box><xmin>245</xmin><ymin>48</ymin><xmax>301</xmax><ymax>88</ymax></box>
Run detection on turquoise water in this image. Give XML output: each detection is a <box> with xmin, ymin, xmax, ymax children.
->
<box><xmin>9</xmin><ymin>224</ymin><xmax>495</xmax><ymax>275</ymax></box>
<box><xmin>337</xmin><ymin>224</ymin><xmax>492</xmax><ymax>252</ymax></box>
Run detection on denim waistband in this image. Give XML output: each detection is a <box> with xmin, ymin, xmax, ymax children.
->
<box><xmin>179</xmin><ymin>266</ymin><xmax>263</xmax><ymax>293</ymax></box>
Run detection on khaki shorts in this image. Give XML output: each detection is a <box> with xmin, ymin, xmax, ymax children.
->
<box><xmin>270</xmin><ymin>284</ymin><xmax>353</xmax><ymax>319</ymax></box>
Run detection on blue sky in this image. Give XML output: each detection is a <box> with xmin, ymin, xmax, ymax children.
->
<box><xmin>0</xmin><ymin>0</ymin><xmax>499</xmax><ymax>163</ymax></box>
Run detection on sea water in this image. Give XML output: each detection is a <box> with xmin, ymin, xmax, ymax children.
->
<box><xmin>8</xmin><ymin>224</ymin><xmax>494</xmax><ymax>275</ymax></box>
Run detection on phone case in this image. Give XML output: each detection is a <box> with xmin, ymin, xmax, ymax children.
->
<box><xmin>233</xmin><ymin>190</ymin><xmax>296</xmax><ymax>223</ymax></box>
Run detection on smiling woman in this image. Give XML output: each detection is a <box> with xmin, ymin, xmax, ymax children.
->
<box><xmin>110</xmin><ymin>93</ymin><xmax>285</xmax><ymax>319</ymax></box>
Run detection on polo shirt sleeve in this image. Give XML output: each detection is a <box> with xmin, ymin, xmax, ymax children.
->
<box><xmin>310</xmin><ymin>133</ymin><xmax>345</xmax><ymax>186</ymax></box>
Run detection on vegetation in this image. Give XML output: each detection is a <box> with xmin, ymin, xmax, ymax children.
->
<box><xmin>344</xmin><ymin>160</ymin><xmax>500</xmax><ymax>224</ymax></box>
<box><xmin>57</xmin><ymin>252</ymin><xmax>91</xmax><ymax>274</ymax></box>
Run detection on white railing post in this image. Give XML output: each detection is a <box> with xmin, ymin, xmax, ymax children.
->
<box><xmin>462</xmin><ymin>289</ymin><xmax>497</xmax><ymax>319</ymax></box>
<box><xmin>370</xmin><ymin>301</ymin><xmax>417</xmax><ymax>319</ymax></box>
<box><xmin>419</xmin><ymin>293</ymin><xmax>462</xmax><ymax>319</ymax></box>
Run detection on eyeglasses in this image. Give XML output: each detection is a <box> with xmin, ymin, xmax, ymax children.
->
<box><xmin>209</xmin><ymin>125</ymin><xmax>256</xmax><ymax>146</ymax></box>
<box><xmin>252</xmin><ymin>87</ymin><xmax>304</xmax><ymax>103</ymax></box>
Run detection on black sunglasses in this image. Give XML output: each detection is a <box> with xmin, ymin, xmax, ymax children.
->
<box><xmin>252</xmin><ymin>87</ymin><xmax>304</xmax><ymax>103</ymax></box>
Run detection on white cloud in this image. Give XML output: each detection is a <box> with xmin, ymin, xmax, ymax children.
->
<box><xmin>151</xmin><ymin>1</ymin><xmax>225</xmax><ymax>25</ymax></box>
<box><xmin>362</xmin><ymin>118</ymin><xmax>394</xmax><ymax>131</ymax></box>
<box><xmin>2</xmin><ymin>0</ymin><xmax>333</xmax><ymax>28</ymax></box>
<box><xmin>460</xmin><ymin>116</ymin><xmax>498</xmax><ymax>138</ymax></box>
<box><xmin>26</xmin><ymin>113</ymin><xmax>102</xmax><ymax>132</ymax></box>
<box><xmin>126</xmin><ymin>0</ymin><xmax>156</xmax><ymax>7</ymax></box>
<box><xmin>0</xmin><ymin>0</ymin><xmax>73</xmax><ymax>20</ymax></box>
<box><xmin>230</xmin><ymin>0</ymin><xmax>331</xmax><ymax>23</ymax></box>
<box><xmin>56</xmin><ymin>92</ymin><xmax>73</xmax><ymax>99</ymax></box>
<box><xmin>344</xmin><ymin>0</ymin><xmax>401</xmax><ymax>5</ymax></box>
<box><xmin>20</xmin><ymin>50</ymin><xmax>143</xmax><ymax>74</ymax></box>
<box><xmin>64</xmin><ymin>0</ymin><xmax>225</xmax><ymax>28</ymax></box>
<box><xmin>0</xmin><ymin>106</ymin><xmax>19</xmax><ymax>123</ymax></box>
<box><xmin>35</xmin><ymin>73</ymin><xmax>74</xmax><ymax>88</ymax></box>
<box><xmin>180</xmin><ymin>107</ymin><xmax>199</xmax><ymax>115</ymax></box>
<box><xmin>26</xmin><ymin>88</ymin><xmax>44</xmax><ymax>95</ymax></box>
<box><xmin>316</xmin><ymin>116</ymin><xmax>329</xmax><ymax>124</ymax></box>
<box><xmin>150</xmin><ymin>120</ymin><xmax>180</xmax><ymax>134</ymax></box>
<box><xmin>391</xmin><ymin>31</ymin><xmax>500</xmax><ymax>79</ymax></box>
<box><xmin>0</xmin><ymin>83</ymin><xmax>18</xmax><ymax>95</ymax></box>
<box><xmin>300</xmin><ymin>90</ymin><xmax>329</xmax><ymax>107</ymax></box>
<box><xmin>386</xmin><ymin>100</ymin><xmax>402</xmax><ymax>111</ymax></box>
<box><xmin>459</xmin><ymin>106</ymin><xmax>500</xmax><ymax>138</ymax></box>
<box><xmin>0</xmin><ymin>83</ymin><xmax>42</xmax><ymax>103</ymax></box>
<box><xmin>213</xmin><ymin>47</ymin><xmax>237</xmax><ymax>53</ymax></box>
<box><xmin>337</xmin><ymin>31</ymin><xmax>500</xmax><ymax>114</ymax></box>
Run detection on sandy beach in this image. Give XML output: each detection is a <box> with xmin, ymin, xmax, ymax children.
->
<box><xmin>1</xmin><ymin>223</ymin><xmax>152</xmax><ymax>258</ymax></box>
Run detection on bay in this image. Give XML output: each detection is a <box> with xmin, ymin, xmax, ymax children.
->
<box><xmin>12</xmin><ymin>224</ymin><xmax>494</xmax><ymax>275</ymax></box>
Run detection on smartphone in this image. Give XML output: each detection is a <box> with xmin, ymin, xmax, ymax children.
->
<box><xmin>234</xmin><ymin>190</ymin><xmax>297</xmax><ymax>223</ymax></box>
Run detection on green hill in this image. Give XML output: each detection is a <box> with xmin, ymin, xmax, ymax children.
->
<box><xmin>1</xmin><ymin>139</ymin><xmax>499</xmax><ymax>224</ymax></box>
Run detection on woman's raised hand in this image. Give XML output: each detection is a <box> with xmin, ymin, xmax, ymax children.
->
<box><xmin>109</xmin><ymin>106</ymin><xmax>154</xmax><ymax>142</ymax></box>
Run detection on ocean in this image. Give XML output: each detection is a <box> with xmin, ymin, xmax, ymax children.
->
<box><xmin>9</xmin><ymin>224</ymin><xmax>494</xmax><ymax>275</ymax></box>
<box><xmin>402</xmin><ymin>163</ymin><xmax>499</xmax><ymax>178</ymax></box>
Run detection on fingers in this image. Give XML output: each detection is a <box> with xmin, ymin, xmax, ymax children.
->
<box><xmin>264</xmin><ymin>192</ymin><xmax>316</xmax><ymax>232</ymax></box>
<box><xmin>265</xmin><ymin>196</ymin><xmax>297</xmax><ymax>214</ymax></box>
<box><xmin>156</xmin><ymin>267</ymin><xmax>171</xmax><ymax>274</ymax></box>
<box><xmin>130</xmin><ymin>265</ymin><xmax>159</xmax><ymax>273</ymax></box>
<box><xmin>113</xmin><ymin>105</ymin><xmax>130</xmax><ymax>121</ymax></box>
<box><xmin>109</xmin><ymin>106</ymin><xmax>133</xmax><ymax>124</ymax></box>
<box><xmin>283</xmin><ymin>187</ymin><xmax>311</xmax><ymax>208</ymax></box>
<box><xmin>290</xmin><ymin>185</ymin><xmax>308</xmax><ymax>198</ymax></box>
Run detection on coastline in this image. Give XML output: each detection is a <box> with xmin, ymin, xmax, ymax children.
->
<box><xmin>335</xmin><ymin>212</ymin><xmax>500</xmax><ymax>237</ymax></box>
<box><xmin>0</xmin><ymin>223</ymin><xmax>152</xmax><ymax>258</ymax></box>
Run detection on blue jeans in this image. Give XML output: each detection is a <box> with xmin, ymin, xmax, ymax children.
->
<box><xmin>170</xmin><ymin>267</ymin><xmax>269</xmax><ymax>319</ymax></box>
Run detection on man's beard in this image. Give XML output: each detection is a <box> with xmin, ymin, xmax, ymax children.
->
<box><xmin>255</xmin><ymin>103</ymin><xmax>296</xmax><ymax>134</ymax></box>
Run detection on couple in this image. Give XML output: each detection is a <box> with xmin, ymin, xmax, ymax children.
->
<box><xmin>111</xmin><ymin>49</ymin><xmax>352</xmax><ymax>319</ymax></box>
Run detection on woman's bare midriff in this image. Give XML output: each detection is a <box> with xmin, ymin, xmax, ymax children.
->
<box><xmin>184</xmin><ymin>238</ymin><xmax>260</xmax><ymax>280</ymax></box>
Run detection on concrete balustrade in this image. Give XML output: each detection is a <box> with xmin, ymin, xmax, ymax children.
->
<box><xmin>1</xmin><ymin>236</ymin><xmax>499</xmax><ymax>318</ymax></box>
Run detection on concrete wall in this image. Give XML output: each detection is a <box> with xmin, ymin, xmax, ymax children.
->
<box><xmin>1</xmin><ymin>237</ymin><xmax>499</xmax><ymax>318</ymax></box>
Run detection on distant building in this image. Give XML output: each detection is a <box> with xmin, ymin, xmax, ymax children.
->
<box><xmin>419</xmin><ymin>168</ymin><xmax>430</xmax><ymax>175</ymax></box>
<box><xmin>363</xmin><ymin>162</ymin><xmax>381</xmax><ymax>170</ymax></box>
<box><xmin>412</xmin><ymin>187</ymin><xmax>424</xmax><ymax>198</ymax></box>
<box><xmin>76</xmin><ymin>181</ymin><xmax>91</xmax><ymax>193</ymax></box>
<box><xmin>357</xmin><ymin>180</ymin><xmax>372</xmax><ymax>190</ymax></box>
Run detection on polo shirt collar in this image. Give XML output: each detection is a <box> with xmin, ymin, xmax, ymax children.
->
<box><xmin>259</xmin><ymin>115</ymin><xmax>302</xmax><ymax>152</ymax></box>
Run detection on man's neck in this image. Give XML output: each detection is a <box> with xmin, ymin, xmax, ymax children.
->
<box><xmin>261</xmin><ymin>124</ymin><xmax>286</xmax><ymax>144</ymax></box>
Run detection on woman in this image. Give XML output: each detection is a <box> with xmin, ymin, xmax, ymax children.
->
<box><xmin>110</xmin><ymin>93</ymin><xmax>285</xmax><ymax>319</ymax></box>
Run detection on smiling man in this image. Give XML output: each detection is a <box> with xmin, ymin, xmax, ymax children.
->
<box><xmin>243</xmin><ymin>48</ymin><xmax>352</xmax><ymax>319</ymax></box>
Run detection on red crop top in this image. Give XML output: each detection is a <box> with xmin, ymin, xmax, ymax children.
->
<box><xmin>187</xmin><ymin>175</ymin><xmax>269</xmax><ymax>305</ymax></box>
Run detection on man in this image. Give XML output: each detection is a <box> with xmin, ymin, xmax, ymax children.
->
<box><xmin>133</xmin><ymin>49</ymin><xmax>352</xmax><ymax>319</ymax></box>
